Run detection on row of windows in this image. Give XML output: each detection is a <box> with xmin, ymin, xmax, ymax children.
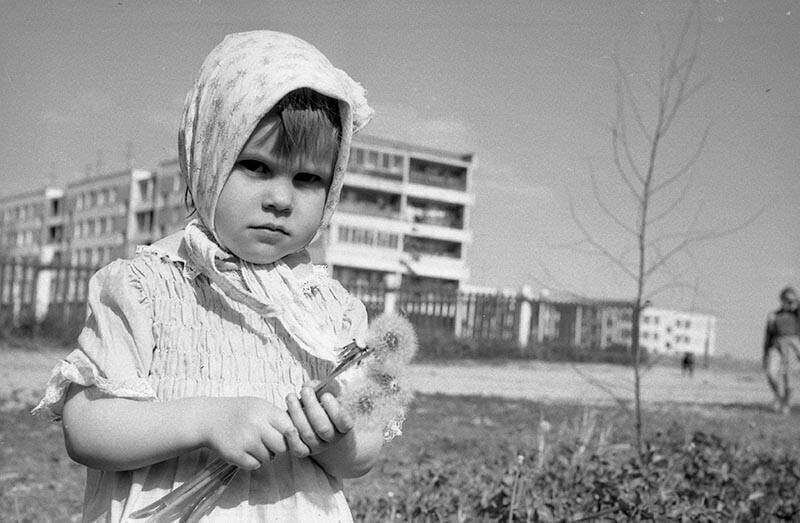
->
<box><xmin>337</xmin><ymin>225</ymin><xmax>399</xmax><ymax>249</ymax></box>
<box><xmin>9</xmin><ymin>230</ymin><xmax>37</xmax><ymax>246</ymax></box>
<box><xmin>75</xmin><ymin>187</ymin><xmax>119</xmax><ymax>211</ymax></box>
<box><xmin>2</xmin><ymin>203</ymin><xmax>40</xmax><ymax>222</ymax></box>
<box><xmin>641</xmin><ymin>331</ymin><xmax>692</xmax><ymax>344</ymax></box>
<box><xmin>348</xmin><ymin>147</ymin><xmax>404</xmax><ymax>177</ymax></box>
<box><xmin>74</xmin><ymin>217</ymin><xmax>115</xmax><ymax>238</ymax></box>
<box><xmin>71</xmin><ymin>247</ymin><xmax>115</xmax><ymax>267</ymax></box>
<box><xmin>642</xmin><ymin>314</ymin><xmax>693</xmax><ymax>329</ymax></box>
<box><xmin>335</xmin><ymin>225</ymin><xmax>464</xmax><ymax>259</ymax></box>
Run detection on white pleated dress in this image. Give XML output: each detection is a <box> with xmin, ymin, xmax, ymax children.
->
<box><xmin>35</xmin><ymin>234</ymin><xmax>368</xmax><ymax>522</ymax></box>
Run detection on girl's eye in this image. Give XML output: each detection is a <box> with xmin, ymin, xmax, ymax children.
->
<box><xmin>295</xmin><ymin>172</ymin><xmax>322</xmax><ymax>185</ymax></box>
<box><xmin>239</xmin><ymin>160</ymin><xmax>269</xmax><ymax>174</ymax></box>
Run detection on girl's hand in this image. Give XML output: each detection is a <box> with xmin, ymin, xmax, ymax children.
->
<box><xmin>285</xmin><ymin>381</ymin><xmax>354</xmax><ymax>457</ymax></box>
<box><xmin>197</xmin><ymin>396</ymin><xmax>305</xmax><ymax>470</ymax></box>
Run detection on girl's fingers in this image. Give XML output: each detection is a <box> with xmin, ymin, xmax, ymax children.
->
<box><xmin>285</xmin><ymin>392</ymin><xmax>322</xmax><ymax>451</ymax></box>
<box><xmin>319</xmin><ymin>392</ymin><xmax>354</xmax><ymax>434</ymax></box>
<box><xmin>244</xmin><ymin>444</ymin><xmax>273</xmax><ymax>468</ymax></box>
<box><xmin>235</xmin><ymin>451</ymin><xmax>262</xmax><ymax>471</ymax></box>
<box><xmin>299</xmin><ymin>386</ymin><xmax>336</xmax><ymax>442</ymax></box>
<box><xmin>259</xmin><ymin>423</ymin><xmax>289</xmax><ymax>456</ymax></box>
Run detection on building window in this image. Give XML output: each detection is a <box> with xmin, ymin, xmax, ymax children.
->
<box><xmin>136</xmin><ymin>210</ymin><xmax>154</xmax><ymax>234</ymax></box>
<box><xmin>409</xmin><ymin>158</ymin><xmax>467</xmax><ymax>191</ymax></box>
<box><xmin>332</xmin><ymin>266</ymin><xmax>387</xmax><ymax>288</ymax></box>
<box><xmin>403</xmin><ymin>235</ymin><xmax>461</xmax><ymax>259</ymax></box>
<box><xmin>348</xmin><ymin>147</ymin><xmax>403</xmax><ymax>179</ymax></box>
<box><xmin>337</xmin><ymin>225</ymin><xmax>399</xmax><ymax>249</ymax></box>
<box><xmin>48</xmin><ymin>226</ymin><xmax>63</xmax><ymax>243</ymax></box>
<box><xmin>138</xmin><ymin>179</ymin><xmax>152</xmax><ymax>201</ymax></box>
<box><xmin>338</xmin><ymin>187</ymin><xmax>400</xmax><ymax>218</ymax></box>
<box><xmin>406</xmin><ymin>197</ymin><xmax>464</xmax><ymax>228</ymax></box>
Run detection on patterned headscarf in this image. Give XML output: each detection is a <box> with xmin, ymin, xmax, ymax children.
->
<box><xmin>179</xmin><ymin>30</ymin><xmax>373</xmax><ymax>232</ymax></box>
<box><xmin>178</xmin><ymin>31</ymin><xmax>373</xmax><ymax>362</ymax></box>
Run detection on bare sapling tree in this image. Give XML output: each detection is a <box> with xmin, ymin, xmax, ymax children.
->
<box><xmin>566</xmin><ymin>10</ymin><xmax>761</xmax><ymax>459</ymax></box>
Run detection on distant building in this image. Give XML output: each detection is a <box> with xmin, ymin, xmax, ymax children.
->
<box><xmin>1</xmin><ymin>188</ymin><xmax>50</xmax><ymax>261</ymax></box>
<box><xmin>638</xmin><ymin>307</ymin><xmax>716</xmax><ymax>358</ymax></box>
<box><xmin>0</xmin><ymin>135</ymin><xmax>476</xmax><ymax>291</ymax></box>
<box><xmin>316</xmin><ymin>134</ymin><xmax>475</xmax><ymax>290</ymax></box>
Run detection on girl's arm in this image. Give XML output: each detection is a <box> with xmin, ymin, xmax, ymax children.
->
<box><xmin>62</xmin><ymin>384</ymin><xmax>303</xmax><ymax>472</ymax></box>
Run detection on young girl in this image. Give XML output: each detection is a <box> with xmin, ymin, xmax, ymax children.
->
<box><xmin>33</xmin><ymin>30</ymin><xmax>390</xmax><ymax>521</ymax></box>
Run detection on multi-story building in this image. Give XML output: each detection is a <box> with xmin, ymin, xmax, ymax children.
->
<box><xmin>638</xmin><ymin>307</ymin><xmax>716</xmax><ymax>358</ymax></box>
<box><xmin>316</xmin><ymin>134</ymin><xmax>475</xmax><ymax>290</ymax></box>
<box><xmin>0</xmin><ymin>188</ymin><xmax>50</xmax><ymax>262</ymax></box>
<box><xmin>0</xmin><ymin>135</ymin><xmax>476</xmax><ymax>291</ymax></box>
<box><xmin>66</xmin><ymin>168</ymin><xmax>152</xmax><ymax>266</ymax></box>
<box><xmin>152</xmin><ymin>158</ymin><xmax>190</xmax><ymax>240</ymax></box>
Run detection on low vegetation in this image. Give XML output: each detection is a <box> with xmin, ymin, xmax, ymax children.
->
<box><xmin>3</xmin><ymin>388</ymin><xmax>798</xmax><ymax>522</ymax></box>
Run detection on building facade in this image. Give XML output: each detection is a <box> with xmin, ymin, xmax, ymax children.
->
<box><xmin>314</xmin><ymin>134</ymin><xmax>475</xmax><ymax>290</ymax></box>
<box><xmin>0</xmin><ymin>135</ymin><xmax>476</xmax><ymax>291</ymax></box>
<box><xmin>638</xmin><ymin>307</ymin><xmax>716</xmax><ymax>358</ymax></box>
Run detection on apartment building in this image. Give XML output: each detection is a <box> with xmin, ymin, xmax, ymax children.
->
<box><xmin>0</xmin><ymin>135</ymin><xmax>476</xmax><ymax>289</ymax></box>
<box><xmin>0</xmin><ymin>189</ymin><xmax>49</xmax><ymax>261</ymax></box>
<box><xmin>638</xmin><ymin>307</ymin><xmax>716</xmax><ymax>358</ymax></box>
<box><xmin>67</xmin><ymin>168</ymin><xmax>154</xmax><ymax>266</ymax></box>
<box><xmin>318</xmin><ymin>134</ymin><xmax>475</xmax><ymax>290</ymax></box>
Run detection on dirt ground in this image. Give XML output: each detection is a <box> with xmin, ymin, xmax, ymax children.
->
<box><xmin>1</xmin><ymin>346</ymin><xmax>785</xmax><ymax>410</ymax></box>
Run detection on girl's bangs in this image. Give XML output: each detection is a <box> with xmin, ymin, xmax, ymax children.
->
<box><xmin>272</xmin><ymin>89</ymin><xmax>342</xmax><ymax>170</ymax></box>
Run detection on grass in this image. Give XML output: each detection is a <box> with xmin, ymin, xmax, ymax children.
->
<box><xmin>2</xmin><ymin>390</ymin><xmax>799</xmax><ymax>522</ymax></box>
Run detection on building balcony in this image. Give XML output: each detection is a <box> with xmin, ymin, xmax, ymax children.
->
<box><xmin>343</xmin><ymin>172</ymin><xmax>403</xmax><ymax>194</ymax></box>
<box><xmin>346</xmin><ymin>164</ymin><xmax>403</xmax><ymax>181</ymax></box>
<box><xmin>406</xmin><ymin>221</ymin><xmax>471</xmax><ymax>244</ymax></box>
<box><xmin>399</xmin><ymin>252</ymin><xmax>469</xmax><ymax>281</ymax></box>
<box><xmin>409</xmin><ymin>158</ymin><xmax>467</xmax><ymax>191</ymax></box>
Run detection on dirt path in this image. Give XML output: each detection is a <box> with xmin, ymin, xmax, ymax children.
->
<box><xmin>406</xmin><ymin>361</ymin><xmax>773</xmax><ymax>407</ymax></box>
<box><xmin>1</xmin><ymin>347</ymin><xmax>777</xmax><ymax>409</ymax></box>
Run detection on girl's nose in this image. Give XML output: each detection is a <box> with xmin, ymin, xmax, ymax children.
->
<box><xmin>261</xmin><ymin>176</ymin><xmax>293</xmax><ymax>213</ymax></box>
<box><xmin>261</xmin><ymin>175</ymin><xmax>294</xmax><ymax>213</ymax></box>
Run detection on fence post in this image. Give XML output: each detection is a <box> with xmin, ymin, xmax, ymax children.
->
<box><xmin>382</xmin><ymin>273</ymin><xmax>401</xmax><ymax>315</ymax></box>
<box><xmin>35</xmin><ymin>265</ymin><xmax>53</xmax><ymax>323</ymax></box>
<box><xmin>574</xmin><ymin>304</ymin><xmax>582</xmax><ymax>346</ymax></box>
<box><xmin>517</xmin><ymin>285</ymin><xmax>534</xmax><ymax>350</ymax></box>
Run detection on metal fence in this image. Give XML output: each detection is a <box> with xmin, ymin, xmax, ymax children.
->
<box><xmin>0</xmin><ymin>259</ymin><xmax>96</xmax><ymax>340</ymax></box>
<box><xmin>0</xmin><ymin>259</ymin><xmax>638</xmax><ymax>361</ymax></box>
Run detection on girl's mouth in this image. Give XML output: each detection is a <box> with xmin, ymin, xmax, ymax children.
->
<box><xmin>251</xmin><ymin>224</ymin><xmax>289</xmax><ymax>235</ymax></box>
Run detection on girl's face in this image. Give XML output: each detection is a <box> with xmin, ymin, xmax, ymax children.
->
<box><xmin>214</xmin><ymin>114</ymin><xmax>334</xmax><ymax>264</ymax></box>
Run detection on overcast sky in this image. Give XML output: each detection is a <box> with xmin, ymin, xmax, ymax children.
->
<box><xmin>1</xmin><ymin>0</ymin><xmax>798</xmax><ymax>361</ymax></box>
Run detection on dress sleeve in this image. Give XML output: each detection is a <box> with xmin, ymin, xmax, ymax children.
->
<box><xmin>32</xmin><ymin>259</ymin><xmax>158</xmax><ymax>421</ymax></box>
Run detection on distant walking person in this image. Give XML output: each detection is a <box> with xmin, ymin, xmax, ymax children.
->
<box><xmin>681</xmin><ymin>351</ymin><xmax>695</xmax><ymax>377</ymax></box>
<box><xmin>763</xmin><ymin>286</ymin><xmax>800</xmax><ymax>414</ymax></box>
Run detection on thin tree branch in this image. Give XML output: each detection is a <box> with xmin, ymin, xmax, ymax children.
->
<box><xmin>647</xmin><ymin>171</ymin><xmax>694</xmax><ymax>226</ymax></box>
<box><xmin>650</xmin><ymin>123</ymin><xmax>710</xmax><ymax>196</ymax></box>
<box><xmin>614</xmin><ymin>86</ymin><xmax>646</xmax><ymax>184</ymax></box>
<box><xmin>587</xmin><ymin>159</ymin><xmax>639</xmax><ymax>236</ymax></box>
<box><xmin>566</xmin><ymin>189</ymin><xmax>638</xmax><ymax>280</ymax></box>
<box><xmin>644</xmin><ymin>203</ymin><xmax>766</xmax><ymax>278</ymax></box>
<box><xmin>614</xmin><ymin>56</ymin><xmax>651</xmax><ymax>142</ymax></box>
<box><xmin>611</xmin><ymin>127</ymin><xmax>645</xmax><ymax>201</ymax></box>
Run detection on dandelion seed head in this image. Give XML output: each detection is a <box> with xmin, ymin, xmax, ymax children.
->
<box><xmin>365</xmin><ymin>313</ymin><xmax>418</xmax><ymax>370</ymax></box>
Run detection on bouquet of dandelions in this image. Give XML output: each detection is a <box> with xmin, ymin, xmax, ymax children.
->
<box><xmin>130</xmin><ymin>313</ymin><xmax>417</xmax><ymax>522</ymax></box>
